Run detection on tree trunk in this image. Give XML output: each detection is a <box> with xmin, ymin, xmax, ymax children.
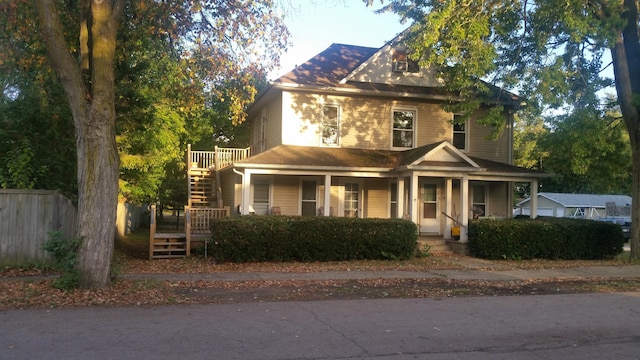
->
<box><xmin>611</xmin><ymin>2</ymin><xmax>640</xmax><ymax>258</ymax></box>
<box><xmin>36</xmin><ymin>0</ymin><xmax>122</xmax><ymax>287</ymax></box>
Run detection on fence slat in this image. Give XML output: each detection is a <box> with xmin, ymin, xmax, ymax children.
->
<box><xmin>0</xmin><ymin>190</ymin><xmax>76</xmax><ymax>264</ymax></box>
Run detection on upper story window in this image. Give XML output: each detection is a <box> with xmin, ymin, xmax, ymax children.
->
<box><xmin>392</xmin><ymin>48</ymin><xmax>419</xmax><ymax>73</ymax></box>
<box><xmin>322</xmin><ymin>105</ymin><xmax>340</xmax><ymax>146</ymax></box>
<box><xmin>453</xmin><ymin>114</ymin><xmax>467</xmax><ymax>151</ymax></box>
<box><xmin>392</xmin><ymin>109</ymin><xmax>415</xmax><ymax>148</ymax></box>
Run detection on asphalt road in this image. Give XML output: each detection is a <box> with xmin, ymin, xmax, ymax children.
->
<box><xmin>2</xmin><ymin>292</ymin><xmax>640</xmax><ymax>359</ymax></box>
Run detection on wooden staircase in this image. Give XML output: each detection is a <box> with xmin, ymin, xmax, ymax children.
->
<box><xmin>147</xmin><ymin>145</ymin><xmax>247</xmax><ymax>260</ymax></box>
<box><xmin>188</xmin><ymin>168</ymin><xmax>218</xmax><ymax>207</ymax></box>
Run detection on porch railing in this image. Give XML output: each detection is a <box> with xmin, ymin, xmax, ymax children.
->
<box><xmin>186</xmin><ymin>206</ymin><xmax>230</xmax><ymax>234</ymax></box>
<box><xmin>187</xmin><ymin>144</ymin><xmax>251</xmax><ymax>170</ymax></box>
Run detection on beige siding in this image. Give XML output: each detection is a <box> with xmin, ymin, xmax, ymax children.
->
<box><xmin>487</xmin><ymin>182</ymin><xmax>509</xmax><ymax>218</ymax></box>
<box><xmin>365</xmin><ymin>178</ymin><xmax>389</xmax><ymax>218</ymax></box>
<box><xmin>467</xmin><ymin>108</ymin><xmax>511</xmax><ymax>163</ymax></box>
<box><xmin>248</xmin><ymin>93</ymin><xmax>283</xmax><ymax>153</ymax></box>
<box><xmin>272</xmin><ymin>175</ymin><xmax>299</xmax><ymax>215</ymax></box>
<box><xmin>279</xmin><ymin>91</ymin><xmax>511</xmax><ymax>159</ymax></box>
<box><xmin>220</xmin><ymin>170</ymin><xmax>241</xmax><ymax>215</ymax></box>
<box><xmin>267</xmin><ymin>94</ymin><xmax>283</xmax><ymax>149</ymax></box>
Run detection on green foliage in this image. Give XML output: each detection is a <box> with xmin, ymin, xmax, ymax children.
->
<box><xmin>539</xmin><ymin>109</ymin><xmax>632</xmax><ymax>194</ymax></box>
<box><xmin>42</xmin><ymin>231</ymin><xmax>80</xmax><ymax>290</ymax></box>
<box><xmin>468</xmin><ymin>218</ymin><xmax>624</xmax><ymax>260</ymax></box>
<box><xmin>207</xmin><ymin>216</ymin><xmax>418</xmax><ymax>263</ymax></box>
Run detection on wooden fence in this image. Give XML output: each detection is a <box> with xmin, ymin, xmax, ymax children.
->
<box><xmin>0</xmin><ymin>189</ymin><xmax>76</xmax><ymax>264</ymax></box>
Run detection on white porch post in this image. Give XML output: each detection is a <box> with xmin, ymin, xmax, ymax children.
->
<box><xmin>410</xmin><ymin>174</ymin><xmax>419</xmax><ymax>227</ymax></box>
<box><xmin>323</xmin><ymin>175</ymin><xmax>331</xmax><ymax>216</ymax></box>
<box><xmin>530</xmin><ymin>179</ymin><xmax>539</xmax><ymax>219</ymax></box>
<box><xmin>460</xmin><ymin>175</ymin><xmax>469</xmax><ymax>242</ymax></box>
<box><xmin>242</xmin><ymin>170</ymin><xmax>252</xmax><ymax>215</ymax></box>
<box><xmin>444</xmin><ymin>178</ymin><xmax>453</xmax><ymax>240</ymax></box>
<box><xmin>397</xmin><ymin>177</ymin><xmax>405</xmax><ymax>219</ymax></box>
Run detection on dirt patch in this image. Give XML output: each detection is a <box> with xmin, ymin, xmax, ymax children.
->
<box><xmin>173</xmin><ymin>278</ymin><xmax>640</xmax><ymax>304</ymax></box>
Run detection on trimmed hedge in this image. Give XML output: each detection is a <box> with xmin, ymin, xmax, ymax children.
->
<box><xmin>468</xmin><ymin>217</ymin><xmax>624</xmax><ymax>260</ymax></box>
<box><xmin>207</xmin><ymin>216</ymin><xmax>418</xmax><ymax>263</ymax></box>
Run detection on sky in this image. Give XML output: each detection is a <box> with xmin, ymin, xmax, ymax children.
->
<box><xmin>270</xmin><ymin>1</ymin><xmax>408</xmax><ymax>79</ymax></box>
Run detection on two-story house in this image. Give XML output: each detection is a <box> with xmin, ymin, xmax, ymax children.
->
<box><xmin>185</xmin><ymin>35</ymin><xmax>547</xmax><ymax>249</ymax></box>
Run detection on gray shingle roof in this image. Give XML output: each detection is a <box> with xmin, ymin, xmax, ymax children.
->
<box><xmin>533</xmin><ymin>193</ymin><xmax>632</xmax><ymax>207</ymax></box>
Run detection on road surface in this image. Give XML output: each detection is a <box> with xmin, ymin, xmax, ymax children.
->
<box><xmin>2</xmin><ymin>292</ymin><xmax>640</xmax><ymax>359</ymax></box>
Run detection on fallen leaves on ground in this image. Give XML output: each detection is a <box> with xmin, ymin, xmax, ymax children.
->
<box><xmin>1</xmin><ymin>253</ymin><xmax>639</xmax><ymax>310</ymax></box>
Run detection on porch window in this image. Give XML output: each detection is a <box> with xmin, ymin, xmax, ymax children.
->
<box><xmin>453</xmin><ymin>114</ymin><xmax>467</xmax><ymax>150</ymax></box>
<box><xmin>392</xmin><ymin>109</ymin><xmax>415</xmax><ymax>148</ymax></box>
<box><xmin>322</xmin><ymin>105</ymin><xmax>340</xmax><ymax>146</ymax></box>
<box><xmin>472</xmin><ymin>184</ymin><xmax>486</xmax><ymax>218</ymax></box>
<box><xmin>344</xmin><ymin>182</ymin><xmax>359</xmax><ymax>218</ymax></box>
<box><xmin>301</xmin><ymin>180</ymin><xmax>317</xmax><ymax>216</ymax></box>
<box><xmin>252</xmin><ymin>182</ymin><xmax>270</xmax><ymax>215</ymax></box>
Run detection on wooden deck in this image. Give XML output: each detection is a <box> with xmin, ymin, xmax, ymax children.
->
<box><xmin>149</xmin><ymin>204</ymin><xmax>230</xmax><ymax>260</ymax></box>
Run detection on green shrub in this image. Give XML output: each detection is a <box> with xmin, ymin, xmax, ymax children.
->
<box><xmin>42</xmin><ymin>231</ymin><xmax>81</xmax><ymax>289</ymax></box>
<box><xmin>468</xmin><ymin>217</ymin><xmax>624</xmax><ymax>260</ymax></box>
<box><xmin>207</xmin><ymin>216</ymin><xmax>418</xmax><ymax>263</ymax></box>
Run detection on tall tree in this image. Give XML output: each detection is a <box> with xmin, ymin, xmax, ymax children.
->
<box><xmin>370</xmin><ymin>0</ymin><xmax>640</xmax><ymax>258</ymax></box>
<box><xmin>540</xmin><ymin>109</ymin><xmax>632</xmax><ymax>195</ymax></box>
<box><xmin>11</xmin><ymin>0</ymin><xmax>288</xmax><ymax>288</ymax></box>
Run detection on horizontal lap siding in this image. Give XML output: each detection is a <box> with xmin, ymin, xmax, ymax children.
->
<box><xmin>487</xmin><ymin>182</ymin><xmax>509</xmax><ymax>218</ymax></box>
<box><xmin>272</xmin><ymin>176</ymin><xmax>299</xmax><ymax>215</ymax></box>
<box><xmin>220</xmin><ymin>171</ymin><xmax>239</xmax><ymax>214</ymax></box>
<box><xmin>365</xmin><ymin>178</ymin><xmax>389</xmax><ymax>218</ymax></box>
<box><xmin>414</xmin><ymin>102</ymin><xmax>452</xmax><ymax>147</ymax></box>
<box><xmin>339</xmin><ymin>97</ymin><xmax>391</xmax><ymax>149</ymax></box>
<box><xmin>468</xmin><ymin>109</ymin><xmax>511</xmax><ymax>163</ymax></box>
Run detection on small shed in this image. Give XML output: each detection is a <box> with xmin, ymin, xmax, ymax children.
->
<box><xmin>514</xmin><ymin>193</ymin><xmax>632</xmax><ymax>219</ymax></box>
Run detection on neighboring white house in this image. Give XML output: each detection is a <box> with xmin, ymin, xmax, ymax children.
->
<box><xmin>514</xmin><ymin>193</ymin><xmax>632</xmax><ymax>219</ymax></box>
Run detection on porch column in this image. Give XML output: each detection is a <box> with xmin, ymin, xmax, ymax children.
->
<box><xmin>460</xmin><ymin>175</ymin><xmax>469</xmax><ymax>242</ymax></box>
<box><xmin>242</xmin><ymin>170</ymin><xmax>252</xmax><ymax>215</ymax></box>
<box><xmin>410</xmin><ymin>174</ymin><xmax>419</xmax><ymax>227</ymax></box>
<box><xmin>323</xmin><ymin>175</ymin><xmax>331</xmax><ymax>216</ymax></box>
<box><xmin>444</xmin><ymin>178</ymin><xmax>453</xmax><ymax>240</ymax></box>
<box><xmin>530</xmin><ymin>179</ymin><xmax>538</xmax><ymax>219</ymax></box>
<box><xmin>397</xmin><ymin>177</ymin><xmax>405</xmax><ymax>219</ymax></box>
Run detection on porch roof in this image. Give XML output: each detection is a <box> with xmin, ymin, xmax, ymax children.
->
<box><xmin>233</xmin><ymin>144</ymin><xmax>548</xmax><ymax>178</ymax></box>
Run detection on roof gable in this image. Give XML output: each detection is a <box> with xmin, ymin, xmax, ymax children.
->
<box><xmin>341</xmin><ymin>32</ymin><xmax>444</xmax><ymax>88</ymax></box>
<box><xmin>400</xmin><ymin>141</ymin><xmax>480</xmax><ymax>168</ymax></box>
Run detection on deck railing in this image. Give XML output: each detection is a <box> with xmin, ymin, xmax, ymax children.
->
<box><xmin>216</xmin><ymin>147</ymin><xmax>251</xmax><ymax>169</ymax></box>
<box><xmin>187</xmin><ymin>145</ymin><xmax>251</xmax><ymax>170</ymax></box>
<box><xmin>186</xmin><ymin>206</ymin><xmax>230</xmax><ymax>234</ymax></box>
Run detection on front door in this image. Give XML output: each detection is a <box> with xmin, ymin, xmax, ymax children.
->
<box><xmin>420</xmin><ymin>182</ymin><xmax>439</xmax><ymax>234</ymax></box>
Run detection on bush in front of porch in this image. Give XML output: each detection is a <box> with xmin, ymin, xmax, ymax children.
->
<box><xmin>468</xmin><ymin>217</ymin><xmax>625</xmax><ymax>260</ymax></box>
<box><xmin>207</xmin><ymin>216</ymin><xmax>418</xmax><ymax>263</ymax></box>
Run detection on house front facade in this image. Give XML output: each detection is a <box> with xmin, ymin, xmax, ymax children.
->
<box><xmin>190</xmin><ymin>35</ymin><xmax>548</xmax><ymax>243</ymax></box>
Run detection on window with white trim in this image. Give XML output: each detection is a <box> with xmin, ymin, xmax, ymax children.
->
<box><xmin>301</xmin><ymin>180</ymin><xmax>317</xmax><ymax>216</ymax></box>
<box><xmin>453</xmin><ymin>114</ymin><xmax>467</xmax><ymax>150</ymax></box>
<box><xmin>472</xmin><ymin>184</ymin><xmax>486</xmax><ymax>218</ymax></box>
<box><xmin>322</xmin><ymin>105</ymin><xmax>340</xmax><ymax>146</ymax></box>
<box><xmin>392</xmin><ymin>109</ymin><xmax>415</xmax><ymax>148</ymax></box>
<box><xmin>389</xmin><ymin>182</ymin><xmax>398</xmax><ymax>219</ymax></box>
<box><xmin>344</xmin><ymin>182</ymin><xmax>359</xmax><ymax>218</ymax></box>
